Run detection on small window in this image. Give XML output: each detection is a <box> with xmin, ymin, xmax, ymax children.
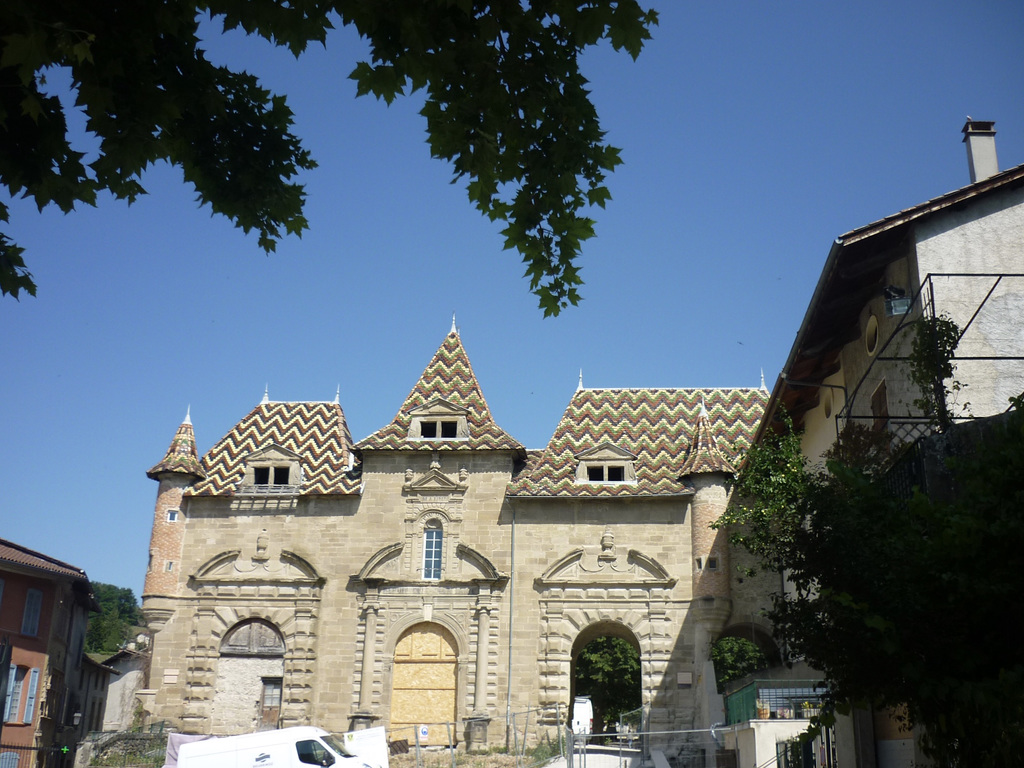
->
<box><xmin>423</xmin><ymin>524</ymin><xmax>443</xmax><ymax>580</ymax></box>
<box><xmin>584</xmin><ymin>464</ymin><xmax>628</xmax><ymax>483</ymax></box>
<box><xmin>706</xmin><ymin>557</ymin><xmax>719</xmax><ymax>571</ymax></box>
<box><xmin>865</xmin><ymin>314</ymin><xmax>880</xmax><ymax>356</ymax></box>
<box><xmin>21</xmin><ymin>589</ymin><xmax>42</xmax><ymax>636</ymax></box>
<box><xmin>167</xmin><ymin>509</ymin><xmax>178</xmax><ymax>522</ymax></box>
<box><xmin>253</xmin><ymin>465</ymin><xmax>292</xmax><ymax>487</ymax></box>
<box><xmin>419</xmin><ymin>420</ymin><xmax>459</xmax><ymax>439</ymax></box>
<box><xmin>695</xmin><ymin>558</ymin><xmax>703</xmax><ymax>571</ymax></box>
<box><xmin>165</xmin><ymin>561</ymin><xmax>174</xmax><ymax>572</ymax></box>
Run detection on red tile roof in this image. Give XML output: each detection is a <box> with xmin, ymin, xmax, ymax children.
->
<box><xmin>0</xmin><ymin>538</ymin><xmax>90</xmax><ymax>580</ymax></box>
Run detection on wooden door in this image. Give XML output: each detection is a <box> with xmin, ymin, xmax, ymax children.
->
<box><xmin>258</xmin><ymin>677</ymin><xmax>282</xmax><ymax>731</ymax></box>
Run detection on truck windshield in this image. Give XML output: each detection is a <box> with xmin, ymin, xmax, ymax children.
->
<box><xmin>321</xmin><ymin>735</ymin><xmax>349</xmax><ymax>758</ymax></box>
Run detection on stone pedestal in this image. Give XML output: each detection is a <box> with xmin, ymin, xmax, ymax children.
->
<box><xmin>465</xmin><ymin>716</ymin><xmax>491</xmax><ymax>752</ymax></box>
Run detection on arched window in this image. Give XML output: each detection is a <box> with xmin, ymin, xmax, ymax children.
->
<box><xmin>423</xmin><ymin>522</ymin><xmax>443</xmax><ymax>580</ymax></box>
<box><xmin>220</xmin><ymin>619</ymin><xmax>285</xmax><ymax>657</ymax></box>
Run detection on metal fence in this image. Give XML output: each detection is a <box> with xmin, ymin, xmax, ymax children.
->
<box><xmin>384</xmin><ymin>708</ymin><xmax>566</xmax><ymax>768</ymax></box>
<box><xmin>0</xmin><ymin>744</ymin><xmax>72</xmax><ymax>768</ymax></box>
<box><xmin>724</xmin><ymin>680</ymin><xmax>825</xmax><ymax>725</ymax></box>
<box><xmin>566</xmin><ymin>723</ymin><xmax>727</xmax><ymax>768</ymax></box>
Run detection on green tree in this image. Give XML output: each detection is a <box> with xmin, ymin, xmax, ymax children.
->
<box><xmin>1</xmin><ymin>1</ymin><xmax>657</xmax><ymax>314</ymax></box>
<box><xmin>710</xmin><ymin>637</ymin><xmax>767</xmax><ymax>692</ymax></box>
<box><xmin>717</xmin><ymin>399</ymin><xmax>1024</xmax><ymax>766</ymax></box>
<box><xmin>575</xmin><ymin>636</ymin><xmax>641</xmax><ymax>732</ymax></box>
<box><xmin>85</xmin><ymin>582</ymin><xmax>144</xmax><ymax>654</ymax></box>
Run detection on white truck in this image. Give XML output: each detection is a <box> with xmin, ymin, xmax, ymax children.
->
<box><xmin>571</xmin><ymin>696</ymin><xmax>594</xmax><ymax>736</ymax></box>
<box><xmin>171</xmin><ymin>726</ymin><xmax>387</xmax><ymax>768</ymax></box>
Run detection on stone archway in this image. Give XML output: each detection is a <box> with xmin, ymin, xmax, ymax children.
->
<box><xmin>534</xmin><ymin>540</ymin><xmax>678</xmax><ymax>730</ymax></box>
<box><xmin>390</xmin><ymin>623</ymin><xmax>458</xmax><ymax>740</ymax></box>
<box><xmin>211</xmin><ymin>619</ymin><xmax>286</xmax><ymax>733</ymax></box>
<box><xmin>571</xmin><ymin>621</ymin><xmax>643</xmax><ymax>735</ymax></box>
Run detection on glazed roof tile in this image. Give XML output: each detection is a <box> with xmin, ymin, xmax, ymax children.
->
<box><xmin>357</xmin><ymin>331</ymin><xmax>524</xmax><ymax>454</ymax></box>
<box><xmin>147</xmin><ymin>416</ymin><xmax>205</xmax><ymax>479</ymax></box>
<box><xmin>189</xmin><ymin>401</ymin><xmax>359</xmax><ymax>496</ymax></box>
<box><xmin>509</xmin><ymin>388</ymin><xmax>766</xmax><ymax>498</ymax></box>
<box><xmin>0</xmin><ymin>537</ymin><xmax>90</xmax><ymax>580</ymax></box>
<box><xmin>678</xmin><ymin>401</ymin><xmax>738</xmax><ymax>476</ymax></box>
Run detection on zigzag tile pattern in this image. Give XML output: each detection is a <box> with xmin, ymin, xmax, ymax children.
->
<box><xmin>678</xmin><ymin>406</ymin><xmax>738</xmax><ymax>476</ymax></box>
<box><xmin>357</xmin><ymin>331</ymin><xmax>524</xmax><ymax>453</ymax></box>
<box><xmin>509</xmin><ymin>388</ymin><xmax>767</xmax><ymax>498</ymax></box>
<box><xmin>189</xmin><ymin>402</ymin><xmax>359</xmax><ymax>496</ymax></box>
<box><xmin>147</xmin><ymin>420</ymin><xmax>205</xmax><ymax>479</ymax></box>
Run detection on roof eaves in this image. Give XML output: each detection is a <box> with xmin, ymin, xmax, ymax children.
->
<box><xmin>756</xmin><ymin>161</ymin><xmax>1024</xmax><ymax>446</ymax></box>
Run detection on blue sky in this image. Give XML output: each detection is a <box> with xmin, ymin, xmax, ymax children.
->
<box><xmin>2</xmin><ymin>1</ymin><xmax>1023</xmax><ymax>598</ymax></box>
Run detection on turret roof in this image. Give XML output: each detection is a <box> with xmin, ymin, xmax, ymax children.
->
<box><xmin>678</xmin><ymin>399</ymin><xmax>738</xmax><ymax>476</ymax></box>
<box><xmin>508</xmin><ymin>387</ymin><xmax>765</xmax><ymax>498</ymax></box>
<box><xmin>356</xmin><ymin>330</ymin><xmax>524</xmax><ymax>454</ymax></box>
<box><xmin>146</xmin><ymin>412</ymin><xmax>205</xmax><ymax>479</ymax></box>
<box><xmin>190</xmin><ymin>401</ymin><xmax>359</xmax><ymax>496</ymax></box>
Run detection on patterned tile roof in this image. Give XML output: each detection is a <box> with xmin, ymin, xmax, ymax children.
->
<box><xmin>509</xmin><ymin>387</ymin><xmax>766</xmax><ymax>498</ymax></box>
<box><xmin>147</xmin><ymin>414</ymin><xmax>205</xmax><ymax>479</ymax></box>
<box><xmin>678</xmin><ymin>400</ymin><xmax>738</xmax><ymax>476</ymax></box>
<box><xmin>356</xmin><ymin>330</ymin><xmax>525</xmax><ymax>454</ymax></box>
<box><xmin>189</xmin><ymin>401</ymin><xmax>360</xmax><ymax>496</ymax></box>
<box><xmin>0</xmin><ymin>537</ymin><xmax>90</xmax><ymax>580</ymax></box>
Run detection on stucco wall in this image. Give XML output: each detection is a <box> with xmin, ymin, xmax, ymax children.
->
<box><xmin>915</xmin><ymin>186</ymin><xmax>1024</xmax><ymax>416</ymax></box>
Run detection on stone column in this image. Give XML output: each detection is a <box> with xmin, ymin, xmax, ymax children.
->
<box><xmin>358</xmin><ymin>602</ymin><xmax>380</xmax><ymax>712</ymax></box>
<box><xmin>473</xmin><ymin>606</ymin><xmax>491</xmax><ymax>713</ymax></box>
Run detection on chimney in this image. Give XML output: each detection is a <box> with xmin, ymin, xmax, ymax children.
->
<box><xmin>962</xmin><ymin>119</ymin><xmax>998</xmax><ymax>183</ymax></box>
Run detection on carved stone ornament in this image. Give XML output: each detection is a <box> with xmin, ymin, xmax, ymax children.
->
<box><xmin>536</xmin><ymin>547</ymin><xmax>676</xmax><ymax>587</ymax></box>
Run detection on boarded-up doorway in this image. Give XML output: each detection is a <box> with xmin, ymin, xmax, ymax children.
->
<box><xmin>391</xmin><ymin>623</ymin><xmax>457</xmax><ymax>739</ymax></box>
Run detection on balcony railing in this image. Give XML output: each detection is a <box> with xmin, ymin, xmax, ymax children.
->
<box><xmin>725</xmin><ymin>679</ymin><xmax>825</xmax><ymax>724</ymax></box>
<box><xmin>236</xmin><ymin>483</ymin><xmax>301</xmax><ymax>496</ymax></box>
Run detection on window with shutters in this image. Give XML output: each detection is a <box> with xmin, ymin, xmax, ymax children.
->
<box><xmin>3</xmin><ymin>666</ymin><xmax>39</xmax><ymax>724</ymax></box>
<box><xmin>21</xmin><ymin>589</ymin><xmax>42</xmax><ymax>636</ymax></box>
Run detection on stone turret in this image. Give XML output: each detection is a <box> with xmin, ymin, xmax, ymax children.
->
<box><xmin>142</xmin><ymin>409</ymin><xmax>204</xmax><ymax>627</ymax></box>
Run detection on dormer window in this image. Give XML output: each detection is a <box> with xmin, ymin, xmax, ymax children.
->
<box><xmin>587</xmin><ymin>465</ymin><xmax>626</xmax><ymax>482</ymax></box>
<box><xmin>240</xmin><ymin>445</ymin><xmax>302</xmax><ymax>495</ymax></box>
<box><xmin>254</xmin><ymin>466</ymin><xmax>291</xmax><ymax>485</ymax></box>
<box><xmin>575</xmin><ymin>443</ymin><xmax>638</xmax><ymax>485</ymax></box>
<box><xmin>408</xmin><ymin>398</ymin><xmax>469</xmax><ymax>441</ymax></box>
<box><xmin>420</xmin><ymin>420</ymin><xmax>459</xmax><ymax>439</ymax></box>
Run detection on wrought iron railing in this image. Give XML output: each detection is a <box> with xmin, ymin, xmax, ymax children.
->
<box><xmin>724</xmin><ymin>680</ymin><xmax>825</xmax><ymax>724</ymax></box>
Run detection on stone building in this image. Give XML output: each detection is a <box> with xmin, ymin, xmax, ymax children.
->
<box><xmin>140</xmin><ymin>325</ymin><xmax>769</xmax><ymax>751</ymax></box>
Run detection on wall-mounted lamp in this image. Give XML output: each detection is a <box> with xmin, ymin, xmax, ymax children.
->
<box><xmin>72</xmin><ymin>711</ymin><xmax>82</xmax><ymax>727</ymax></box>
<box><xmin>884</xmin><ymin>286</ymin><xmax>912</xmax><ymax>317</ymax></box>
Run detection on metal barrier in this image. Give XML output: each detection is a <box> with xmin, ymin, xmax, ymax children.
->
<box><xmin>565</xmin><ymin>720</ymin><xmax>726</xmax><ymax>768</ymax></box>
<box><xmin>0</xmin><ymin>743</ymin><xmax>72</xmax><ymax>768</ymax></box>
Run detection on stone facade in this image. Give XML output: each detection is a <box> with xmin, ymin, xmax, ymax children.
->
<box><xmin>141</xmin><ymin>329</ymin><xmax>769</xmax><ymax>750</ymax></box>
